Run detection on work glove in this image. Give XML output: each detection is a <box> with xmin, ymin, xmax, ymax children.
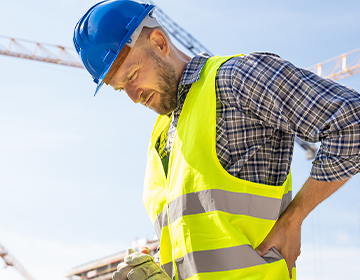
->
<box><xmin>112</xmin><ymin>248</ymin><xmax>171</xmax><ymax>280</ymax></box>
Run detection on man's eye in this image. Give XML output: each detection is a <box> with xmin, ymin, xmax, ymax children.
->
<box><xmin>128</xmin><ymin>71</ymin><xmax>138</xmax><ymax>82</ymax></box>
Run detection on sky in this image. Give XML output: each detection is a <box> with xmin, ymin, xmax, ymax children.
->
<box><xmin>0</xmin><ymin>0</ymin><xmax>360</xmax><ymax>280</ymax></box>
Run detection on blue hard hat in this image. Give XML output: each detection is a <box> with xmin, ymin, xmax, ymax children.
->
<box><xmin>73</xmin><ymin>0</ymin><xmax>159</xmax><ymax>95</ymax></box>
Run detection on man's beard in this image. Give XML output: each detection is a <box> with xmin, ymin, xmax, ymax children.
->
<box><xmin>148</xmin><ymin>50</ymin><xmax>178</xmax><ymax>115</ymax></box>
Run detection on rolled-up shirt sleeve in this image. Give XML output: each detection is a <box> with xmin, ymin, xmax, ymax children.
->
<box><xmin>232</xmin><ymin>53</ymin><xmax>360</xmax><ymax>182</ymax></box>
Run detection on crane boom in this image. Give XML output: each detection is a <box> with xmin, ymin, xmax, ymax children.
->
<box><xmin>0</xmin><ymin>243</ymin><xmax>36</xmax><ymax>280</ymax></box>
<box><xmin>3</xmin><ymin>0</ymin><xmax>360</xmax><ymax>160</ymax></box>
<box><xmin>148</xmin><ymin>0</ymin><xmax>213</xmax><ymax>56</ymax></box>
<box><xmin>0</xmin><ymin>35</ymin><xmax>83</xmax><ymax>68</ymax></box>
<box><xmin>308</xmin><ymin>47</ymin><xmax>360</xmax><ymax>81</ymax></box>
<box><xmin>0</xmin><ymin>2</ymin><xmax>212</xmax><ymax>69</ymax></box>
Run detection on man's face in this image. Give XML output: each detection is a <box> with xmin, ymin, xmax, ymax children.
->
<box><xmin>109</xmin><ymin>46</ymin><xmax>178</xmax><ymax>115</ymax></box>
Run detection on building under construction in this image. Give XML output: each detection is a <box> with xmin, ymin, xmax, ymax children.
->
<box><xmin>67</xmin><ymin>238</ymin><xmax>159</xmax><ymax>280</ymax></box>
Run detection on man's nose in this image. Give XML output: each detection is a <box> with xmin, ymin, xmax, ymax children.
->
<box><xmin>124</xmin><ymin>84</ymin><xmax>142</xmax><ymax>103</ymax></box>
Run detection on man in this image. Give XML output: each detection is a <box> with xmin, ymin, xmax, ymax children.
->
<box><xmin>73</xmin><ymin>1</ymin><xmax>360</xmax><ymax>279</ymax></box>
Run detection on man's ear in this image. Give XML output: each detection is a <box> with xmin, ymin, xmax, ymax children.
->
<box><xmin>149</xmin><ymin>29</ymin><xmax>169</xmax><ymax>57</ymax></box>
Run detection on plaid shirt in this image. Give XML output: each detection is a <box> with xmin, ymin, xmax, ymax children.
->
<box><xmin>157</xmin><ymin>52</ymin><xmax>360</xmax><ymax>186</ymax></box>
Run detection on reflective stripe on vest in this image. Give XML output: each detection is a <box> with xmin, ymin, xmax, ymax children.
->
<box><xmin>162</xmin><ymin>245</ymin><xmax>285</xmax><ymax>280</ymax></box>
<box><xmin>143</xmin><ymin>55</ymin><xmax>295</xmax><ymax>280</ymax></box>
<box><xmin>153</xmin><ymin>190</ymin><xmax>293</xmax><ymax>239</ymax></box>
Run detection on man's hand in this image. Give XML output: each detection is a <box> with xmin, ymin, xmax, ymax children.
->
<box><xmin>112</xmin><ymin>247</ymin><xmax>171</xmax><ymax>280</ymax></box>
<box><xmin>256</xmin><ymin>176</ymin><xmax>349</xmax><ymax>279</ymax></box>
<box><xmin>255</xmin><ymin>212</ymin><xmax>301</xmax><ymax>278</ymax></box>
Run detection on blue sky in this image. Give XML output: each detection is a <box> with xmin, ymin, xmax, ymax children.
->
<box><xmin>0</xmin><ymin>0</ymin><xmax>359</xmax><ymax>280</ymax></box>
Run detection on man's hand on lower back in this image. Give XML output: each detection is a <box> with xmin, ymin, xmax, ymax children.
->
<box><xmin>255</xmin><ymin>176</ymin><xmax>350</xmax><ymax>279</ymax></box>
<box><xmin>255</xmin><ymin>210</ymin><xmax>301</xmax><ymax>279</ymax></box>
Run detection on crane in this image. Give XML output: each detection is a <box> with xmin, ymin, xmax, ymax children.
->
<box><xmin>308</xmin><ymin>47</ymin><xmax>360</xmax><ymax>81</ymax></box>
<box><xmin>1</xmin><ymin>4</ymin><xmax>360</xmax><ymax>160</ymax></box>
<box><xmin>0</xmin><ymin>0</ymin><xmax>212</xmax><ymax>68</ymax></box>
<box><xmin>0</xmin><ymin>35</ymin><xmax>82</xmax><ymax>68</ymax></box>
<box><xmin>294</xmin><ymin>47</ymin><xmax>360</xmax><ymax>159</ymax></box>
<box><xmin>0</xmin><ymin>243</ymin><xmax>36</xmax><ymax>280</ymax></box>
<box><xmin>147</xmin><ymin>0</ymin><xmax>213</xmax><ymax>56</ymax></box>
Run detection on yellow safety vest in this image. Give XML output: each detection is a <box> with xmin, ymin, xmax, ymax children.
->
<box><xmin>143</xmin><ymin>56</ymin><xmax>295</xmax><ymax>280</ymax></box>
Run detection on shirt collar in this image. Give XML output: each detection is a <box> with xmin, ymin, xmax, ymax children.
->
<box><xmin>179</xmin><ymin>52</ymin><xmax>211</xmax><ymax>86</ymax></box>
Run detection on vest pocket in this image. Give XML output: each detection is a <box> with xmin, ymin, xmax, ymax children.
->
<box><xmin>262</xmin><ymin>246</ymin><xmax>284</xmax><ymax>263</ymax></box>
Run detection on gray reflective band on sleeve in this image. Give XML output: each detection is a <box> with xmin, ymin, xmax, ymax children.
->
<box><xmin>154</xmin><ymin>206</ymin><xmax>168</xmax><ymax>239</ymax></box>
<box><xmin>168</xmin><ymin>189</ymin><xmax>283</xmax><ymax>224</ymax></box>
<box><xmin>175</xmin><ymin>245</ymin><xmax>284</xmax><ymax>280</ymax></box>
<box><xmin>161</xmin><ymin>261</ymin><xmax>174</xmax><ymax>279</ymax></box>
<box><xmin>280</xmin><ymin>191</ymin><xmax>292</xmax><ymax>213</ymax></box>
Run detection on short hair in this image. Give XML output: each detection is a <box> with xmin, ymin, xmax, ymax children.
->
<box><xmin>136</xmin><ymin>25</ymin><xmax>172</xmax><ymax>47</ymax></box>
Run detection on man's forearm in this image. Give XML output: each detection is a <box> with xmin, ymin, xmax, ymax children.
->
<box><xmin>284</xmin><ymin>176</ymin><xmax>350</xmax><ymax>227</ymax></box>
<box><xmin>256</xmin><ymin>176</ymin><xmax>350</xmax><ymax>278</ymax></box>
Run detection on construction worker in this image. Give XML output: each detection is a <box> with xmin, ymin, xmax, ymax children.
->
<box><xmin>73</xmin><ymin>1</ymin><xmax>360</xmax><ymax>279</ymax></box>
